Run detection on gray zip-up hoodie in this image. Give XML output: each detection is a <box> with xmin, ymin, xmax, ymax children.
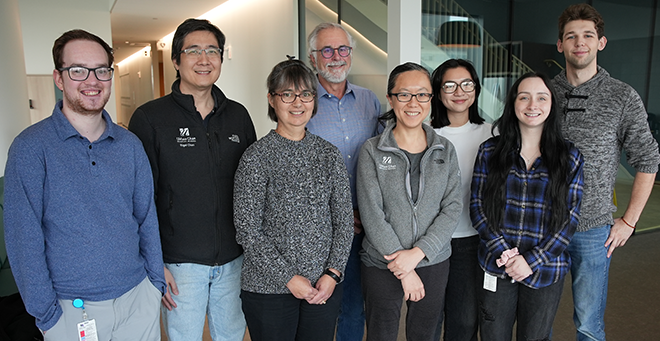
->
<box><xmin>357</xmin><ymin>122</ymin><xmax>462</xmax><ymax>269</ymax></box>
<box><xmin>553</xmin><ymin>67</ymin><xmax>660</xmax><ymax>231</ymax></box>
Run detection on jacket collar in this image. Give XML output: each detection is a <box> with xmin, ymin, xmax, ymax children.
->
<box><xmin>377</xmin><ymin>121</ymin><xmax>447</xmax><ymax>152</ymax></box>
<box><xmin>170</xmin><ymin>79</ymin><xmax>228</xmax><ymax>116</ymax></box>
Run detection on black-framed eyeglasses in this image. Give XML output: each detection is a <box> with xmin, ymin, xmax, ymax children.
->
<box><xmin>58</xmin><ymin>66</ymin><xmax>114</xmax><ymax>81</ymax></box>
<box><xmin>271</xmin><ymin>91</ymin><xmax>315</xmax><ymax>103</ymax></box>
<box><xmin>180</xmin><ymin>48</ymin><xmax>223</xmax><ymax>58</ymax></box>
<box><xmin>389</xmin><ymin>93</ymin><xmax>433</xmax><ymax>103</ymax></box>
<box><xmin>311</xmin><ymin>46</ymin><xmax>352</xmax><ymax>59</ymax></box>
<box><xmin>441</xmin><ymin>80</ymin><xmax>475</xmax><ymax>94</ymax></box>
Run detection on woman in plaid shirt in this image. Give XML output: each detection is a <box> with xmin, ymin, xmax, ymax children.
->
<box><xmin>470</xmin><ymin>73</ymin><xmax>584</xmax><ymax>341</ymax></box>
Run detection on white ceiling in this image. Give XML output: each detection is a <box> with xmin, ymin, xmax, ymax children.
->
<box><xmin>110</xmin><ymin>0</ymin><xmax>227</xmax><ymax>62</ymax></box>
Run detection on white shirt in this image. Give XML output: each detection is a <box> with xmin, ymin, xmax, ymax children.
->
<box><xmin>435</xmin><ymin>122</ymin><xmax>493</xmax><ymax>238</ymax></box>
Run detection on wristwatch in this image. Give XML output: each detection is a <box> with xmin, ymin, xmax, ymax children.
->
<box><xmin>323</xmin><ymin>268</ymin><xmax>342</xmax><ymax>284</ymax></box>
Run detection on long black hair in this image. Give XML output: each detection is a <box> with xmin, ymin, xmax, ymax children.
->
<box><xmin>484</xmin><ymin>72</ymin><xmax>572</xmax><ymax>235</ymax></box>
<box><xmin>380</xmin><ymin>62</ymin><xmax>431</xmax><ymax>122</ymax></box>
<box><xmin>430</xmin><ymin>59</ymin><xmax>484</xmax><ymax>128</ymax></box>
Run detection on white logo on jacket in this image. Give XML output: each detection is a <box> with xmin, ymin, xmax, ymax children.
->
<box><xmin>378</xmin><ymin>156</ymin><xmax>396</xmax><ymax>170</ymax></box>
<box><xmin>176</xmin><ymin>127</ymin><xmax>196</xmax><ymax>147</ymax></box>
<box><xmin>228</xmin><ymin>134</ymin><xmax>240</xmax><ymax>143</ymax></box>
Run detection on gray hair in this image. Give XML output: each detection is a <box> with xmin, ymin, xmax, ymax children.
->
<box><xmin>307</xmin><ymin>23</ymin><xmax>356</xmax><ymax>69</ymax></box>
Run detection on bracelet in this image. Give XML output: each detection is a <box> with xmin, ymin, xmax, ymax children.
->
<box><xmin>621</xmin><ymin>217</ymin><xmax>636</xmax><ymax>229</ymax></box>
<box><xmin>323</xmin><ymin>268</ymin><xmax>342</xmax><ymax>284</ymax></box>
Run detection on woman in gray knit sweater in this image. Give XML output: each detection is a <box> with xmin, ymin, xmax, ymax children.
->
<box><xmin>233</xmin><ymin>59</ymin><xmax>353</xmax><ymax>341</ymax></box>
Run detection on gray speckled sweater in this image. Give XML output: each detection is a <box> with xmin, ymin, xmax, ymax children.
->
<box><xmin>233</xmin><ymin>130</ymin><xmax>353</xmax><ymax>294</ymax></box>
<box><xmin>553</xmin><ymin>67</ymin><xmax>660</xmax><ymax>231</ymax></box>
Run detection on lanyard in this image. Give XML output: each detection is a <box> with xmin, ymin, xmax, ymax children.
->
<box><xmin>72</xmin><ymin>298</ymin><xmax>88</xmax><ymax>320</ymax></box>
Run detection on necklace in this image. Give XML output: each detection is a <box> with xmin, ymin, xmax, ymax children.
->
<box><xmin>520</xmin><ymin>150</ymin><xmax>540</xmax><ymax>167</ymax></box>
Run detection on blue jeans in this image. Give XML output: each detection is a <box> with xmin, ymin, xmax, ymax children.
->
<box><xmin>478</xmin><ymin>271</ymin><xmax>565</xmax><ymax>341</ymax></box>
<box><xmin>162</xmin><ymin>256</ymin><xmax>246</xmax><ymax>341</ymax></box>
<box><xmin>335</xmin><ymin>232</ymin><xmax>366</xmax><ymax>341</ymax></box>
<box><xmin>435</xmin><ymin>235</ymin><xmax>479</xmax><ymax>341</ymax></box>
<box><xmin>568</xmin><ymin>225</ymin><xmax>612</xmax><ymax>341</ymax></box>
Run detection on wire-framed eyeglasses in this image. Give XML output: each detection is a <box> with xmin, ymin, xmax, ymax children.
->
<box><xmin>311</xmin><ymin>46</ymin><xmax>352</xmax><ymax>59</ymax></box>
<box><xmin>441</xmin><ymin>80</ymin><xmax>476</xmax><ymax>94</ymax></box>
<box><xmin>58</xmin><ymin>66</ymin><xmax>114</xmax><ymax>81</ymax></box>
<box><xmin>180</xmin><ymin>48</ymin><xmax>223</xmax><ymax>59</ymax></box>
<box><xmin>271</xmin><ymin>91</ymin><xmax>315</xmax><ymax>103</ymax></box>
<box><xmin>389</xmin><ymin>93</ymin><xmax>433</xmax><ymax>103</ymax></box>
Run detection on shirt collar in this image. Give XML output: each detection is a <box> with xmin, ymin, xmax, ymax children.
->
<box><xmin>52</xmin><ymin>100</ymin><xmax>115</xmax><ymax>142</ymax></box>
<box><xmin>317</xmin><ymin>79</ymin><xmax>356</xmax><ymax>99</ymax></box>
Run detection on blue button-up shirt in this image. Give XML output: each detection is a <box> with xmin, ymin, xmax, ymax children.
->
<box><xmin>307</xmin><ymin>80</ymin><xmax>382</xmax><ymax>208</ymax></box>
<box><xmin>470</xmin><ymin>137</ymin><xmax>584</xmax><ymax>289</ymax></box>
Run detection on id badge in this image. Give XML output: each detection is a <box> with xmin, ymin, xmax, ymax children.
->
<box><xmin>77</xmin><ymin>319</ymin><xmax>99</xmax><ymax>341</ymax></box>
<box><xmin>483</xmin><ymin>271</ymin><xmax>497</xmax><ymax>292</ymax></box>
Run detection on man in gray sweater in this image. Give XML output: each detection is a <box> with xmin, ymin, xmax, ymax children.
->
<box><xmin>553</xmin><ymin>4</ymin><xmax>660</xmax><ymax>341</ymax></box>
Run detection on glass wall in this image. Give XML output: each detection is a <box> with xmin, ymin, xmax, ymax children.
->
<box><xmin>299</xmin><ymin>0</ymin><xmax>659</xmax><ymax>231</ymax></box>
<box><xmin>421</xmin><ymin>0</ymin><xmax>660</xmax><ymax>231</ymax></box>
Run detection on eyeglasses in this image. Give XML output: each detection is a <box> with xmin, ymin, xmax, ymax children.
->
<box><xmin>441</xmin><ymin>80</ymin><xmax>476</xmax><ymax>94</ymax></box>
<box><xmin>58</xmin><ymin>66</ymin><xmax>114</xmax><ymax>81</ymax></box>
<box><xmin>180</xmin><ymin>48</ymin><xmax>223</xmax><ymax>59</ymax></box>
<box><xmin>271</xmin><ymin>91</ymin><xmax>315</xmax><ymax>103</ymax></box>
<box><xmin>389</xmin><ymin>93</ymin><xmax>433</xmax><ymax>103</ymax></box>
<box><xmin>311</xmin><ymin>46</ymin><xmax>352</xmax><ymax>59</ymax></box>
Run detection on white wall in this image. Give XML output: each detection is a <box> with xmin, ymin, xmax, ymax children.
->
<box><xmin>115</xmin><ymin>46</ymin><xmax>154</xmax><ymax>127</ymax></box>
<box><xmin>17</xmin><ymin>0</ymin><xmax>117</xmax><ymax>120</ymax></box>
<box><xmin>0</xmin><ymin>0</ymin><xmax>31</xmax><ymax>176</ymax></box>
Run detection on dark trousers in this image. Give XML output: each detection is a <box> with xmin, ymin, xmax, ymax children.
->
<box><xmin>336</xmin><ymin>232</ymin><xmax>366</xmax><ymax>341</ymax></box>
<box><xmin>362</xmin><ymin>260</ymin><xmax>449</xmax><ymax>341</ymax></box>
<box><xmin>435</xmin><ymin>235</ymin><xmax>480</xmax><ymax>341</ymax></box>
<box><xmin>241</xmin><ymin>284</ymin><xmax>343</xmax><ymax>341</ymax></box>
<box><xmin>477</xmin><ymin>270</ymin><xmax>565</xmax><ymax>341</ymax></box>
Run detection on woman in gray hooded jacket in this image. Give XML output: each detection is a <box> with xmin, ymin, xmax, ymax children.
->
<box><xmin>356</xmin><ymin>62</ymin><xmax>462</xmax><ymax>341</ymax></box>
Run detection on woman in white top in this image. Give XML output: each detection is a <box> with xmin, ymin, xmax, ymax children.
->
<box><xmin>430</xmin><ymin>59</ymin><xmax>493</xmax><ymax>341</ymax></box>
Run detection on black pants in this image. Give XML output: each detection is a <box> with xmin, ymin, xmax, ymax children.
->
<box><xmin>436</xmin><ymin>235</ymin><xmax>480</xmax><ymax>341</ymax></box>
<box><xmin>362</xmin><ymin>260</ymin><xmax>449</xmax><ymax>341</ymax></box>
<box><xmin>241</xmin><ymin>284</ymin><xmax>343</xmax><ymax>341</ymax></box>
<box><xmin>477</xmin><ymin>270</ymin><xmax>565</xmax><ymax>341</ymax></box>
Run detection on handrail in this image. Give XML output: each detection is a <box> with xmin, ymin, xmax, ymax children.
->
<box><xmin>422</xmin><ymin>0</ymin><xmax>533</xmax><ymax>79</ymax></box>
<box><xmin>544</xmin><ymin>59</ymin><xmax>565</xmax><ymax>71</ymax></box>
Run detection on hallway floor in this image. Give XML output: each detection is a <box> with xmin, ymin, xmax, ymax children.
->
<box><xmin>167</xmin><ymin>182</ymin><xmax>660</xmax><ymax>340</ymax></box>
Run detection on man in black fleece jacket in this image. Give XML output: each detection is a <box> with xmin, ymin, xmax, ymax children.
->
<box><xmin>129</xmin><ymin>19</ymin><xmax>256</xmax><ymax>341</ymax></box>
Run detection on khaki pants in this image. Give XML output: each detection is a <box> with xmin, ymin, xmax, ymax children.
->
<box><xmin>42</xmin><ymin>276</ymin><xmax>161</xmax><ymax>341</ymax></box>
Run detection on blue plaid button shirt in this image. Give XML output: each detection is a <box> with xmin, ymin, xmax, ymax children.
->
<box><xmin>470</xmin><ymin>137</ymin><xmax>584</xmax><ymax>289</ymax></box>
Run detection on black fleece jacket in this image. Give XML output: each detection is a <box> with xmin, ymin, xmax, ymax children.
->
<box><xmin>129</xmin><ymin>80</ymin><xmax>256</xmax><ymax>266</ymax></box>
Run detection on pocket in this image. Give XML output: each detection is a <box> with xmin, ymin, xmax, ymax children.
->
<box><xmin>42</xmin><ymin>311</ymin><xmax>66</xmax><ymax>341</ymax></box>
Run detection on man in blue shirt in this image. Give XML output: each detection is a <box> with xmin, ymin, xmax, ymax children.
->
<box><xmin>306</xmin><ymin>22</ymin><xmax>382</xmax><ymax>341</ymax></box>
<box><xmin>4</xmin><ymin>29</ymin><xmax>165</xmax><ymax>341</ymax></box>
